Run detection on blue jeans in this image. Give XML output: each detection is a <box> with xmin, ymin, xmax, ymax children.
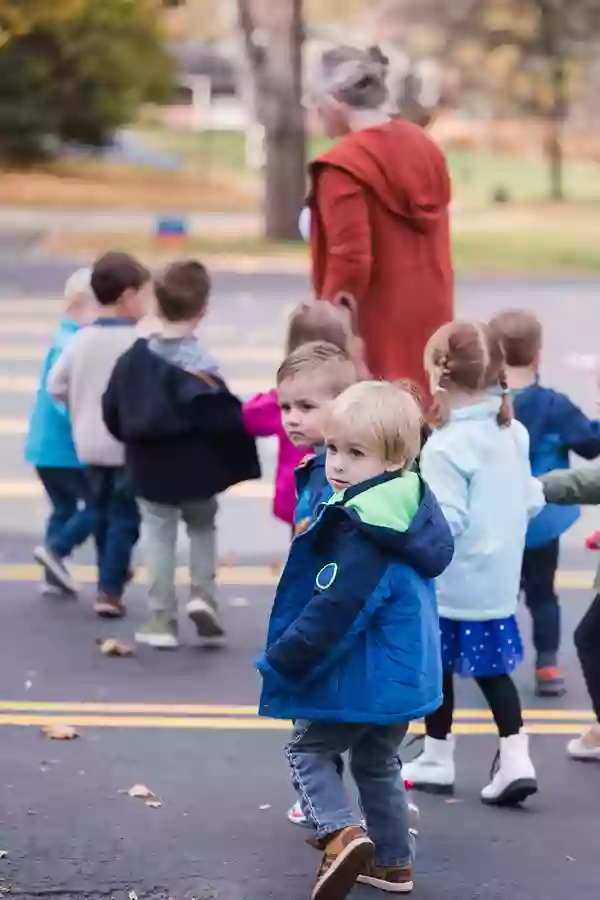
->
<box><xmin>37</xmin><ymin>467</ymin><xmax>94</xmax><ymax>558</ymax></box>
<box><xmin>87</xmin><ymin>467</ymin><xmax>140</xmax><ymax>595</ymax></box>
<box><xmin>286</xmin><ymin>720</ymin><xmax>412</xmax><ymax>867</ymax></box>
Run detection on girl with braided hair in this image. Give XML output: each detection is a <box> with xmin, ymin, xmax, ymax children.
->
<box><xmin>403</xmin><ymin>321</ymin><xmax>544</xmax><ymax>806</ymax></box>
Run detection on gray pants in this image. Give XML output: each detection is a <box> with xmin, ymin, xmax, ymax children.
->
<box><xmin>139</xmin><ymin>497</ymin><xmax>218</xmax><ymax>618</ymax></box>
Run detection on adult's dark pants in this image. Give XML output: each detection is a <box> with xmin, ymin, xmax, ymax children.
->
<box><xmin>521</xmin><ymin>539</ymin><xmax>560</xmax><ymax>668</ymax></box>
<box><xmin>37</xmin><ymin>467</ymin><xmax>94</xmax><ymax>558</ymax></box>
<box><xmin>87</xmin><ymin>466</ymin><xmax>140</xmax><ymax>596</ymax></box>
<box><xmin>574</xmin><ymin>593</ymin><xmax>600</xmax><ymax>722</ymax></box>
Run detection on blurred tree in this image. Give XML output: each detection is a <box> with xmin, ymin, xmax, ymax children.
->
<box><xmin>0</xmin><ymin>0</ymin><xmax>83</xmax><ymax>44</ymax></box>
<box><xmin>392</xmin><ymin>0</ymin><xmax>600</xmax><ymax>200</ymax></box>
<box><xmin>0</xmin><ymin>0</ymin><xmax>172</xmax><ymax>162</ymax></box>
<box><xmin>237</xmin><ymin>0</ymin><xmax>305</xmax><ymax>240</ymax></box>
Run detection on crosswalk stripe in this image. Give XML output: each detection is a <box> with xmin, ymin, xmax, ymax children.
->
<box><xmin>0</xmin><ymin>478</ymin><xmax>274</xmax><ymax>499</ymax></box>
<box><xmin>0</xmin><ymin>562</ymin><xmax>593</xmax><ymax>589</ymax></box>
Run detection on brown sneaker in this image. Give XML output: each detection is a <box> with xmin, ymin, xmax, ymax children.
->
<box><xmin>311</xmin><ymin>825</ymin><xmax>374</xmax><ymax>900</ymax></box>
<box><xmin>94</xmin><ymin>592</ymin><xmax>125</xmax><ymax>619</ymax></box>
<box><xmin>358</xmin><ymin>861</ymin><xmax>414</xmax><ymax>893</ymax></box>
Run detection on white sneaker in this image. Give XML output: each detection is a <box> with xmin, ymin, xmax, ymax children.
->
<box><xmin>186</xmin><ymin>596</ymin><xmax>225</xmax><ymax>639</ymax></box>
<box><xmin>567</xmin><ymin>724</ymin><xmax>600</xmax><ymax>761</ymax></box>
<box><xmin>401</xmin><ymin>736</ymin><xmax>455</xmax><ymax>795</ymax></box>
<box><xmin>480</xmin><ymin>730</ymin><xmax>538</xmax><ymax>806</ymax></box>
<box><xmin>34</xmin><ymin>546</ymin><xmax>77</xmax><ymax>594</ymax></box>
<box><xmin>287</xmin><ymin>800</ymin><xmax>307</xmax><ymax>825</ymax></box>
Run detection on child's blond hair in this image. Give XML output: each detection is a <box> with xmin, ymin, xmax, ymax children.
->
<box><xmin>277</xmin><ymin>340</ymin><xmax>359</xmax><ymax>397</ymax></box>
<box><xmin>324</xmin><ymin>381</ymin><xmax>423</xmax><ymax>470</ymax></box>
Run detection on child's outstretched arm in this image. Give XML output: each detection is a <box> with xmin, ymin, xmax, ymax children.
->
<box><xmin>541</xmin><ymin>464</ymin><xmax>600</xmax><ymax>506</ymax></box>
<box><xmin>242</xmin><ymin>391</ymin><xmax>280</xmax><ymax>438</ymax></box>
<box><xmin>556</xmin><ymin>394</ymin><xmax>600</xmax><ymax>459</ymax></box>
<box><xmin>258</xmin><ymin>530</ymin><xmax>387</xmax><ymax>685</ymax></box>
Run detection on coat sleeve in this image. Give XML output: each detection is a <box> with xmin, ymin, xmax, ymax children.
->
<box><xmin>259</xmin><ymin>528</ymin><xmax>386</xmax><ymax>684</ymax></box>
<box><xmin>419</xmin><ymin>443</ymin><xmax>469</xmax><ymax>538</ymax></box>
<box><xmin>242</xmin><ymin>392</ymin><xmax>279</xmax><ymax>438</ymax></box>
<box><xmin>316</xmin><ymin>166</ymin><xmax>373</xmax><ymax>302</ymax></box>
<box><xmin>541</xmin><ymin>464</ymin><xmax>600</xmax><ymax>505</ymax></box>
<box><xmin>47</xmin><ymin>342</ymin><xmax>75</xmax><ymax>404</ymax></box>
<box><xmin>555</xmin><ymin>394</ymin><xmax>600</xmax><ymax>459</ymax></box>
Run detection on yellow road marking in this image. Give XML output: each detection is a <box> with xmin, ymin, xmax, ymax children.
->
<box><xmin>0</xmin><ymin>713</ymin><xmax>586</xmax><ymax>734</ymax></box>
<box><xmin>0</xmin><ymin>375</ymin><xmax>273</xmax><ymax>395</ymax></box>
<box><xmin>0</xmin><ymin>344</ymin><xmax>281</xmax><ymax>364</ymax></box>
<box><xmin>0</xmin><ymin>562</ymin><xmax>593</xmax><ymax>589</ymax></box>
<box><xmin>0</xmin><ymin>478</ymin><xmax>273</xmax><ymax>499</ymax></box>
<box><xmin>0</xmin><ymin>418</ymin><xmax>28</xmax><ymax>435</ymax></box>
<box><xmin>0</xmin><ymin>700</ymin><xmax>593</xmax><ymax>721</ymax></box>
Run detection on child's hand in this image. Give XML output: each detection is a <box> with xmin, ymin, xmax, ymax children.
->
<box><xmin>585</xmin><ymin>529</ymin><xmax>600</xmax><ymax>550</ymax></box>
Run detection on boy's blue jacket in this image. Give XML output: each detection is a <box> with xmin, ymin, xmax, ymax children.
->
<box><xmin>294</xmin><ymin>449</ymin><xmax>332</xmax><ymax>533</ymax></box>
<box><xmin>25</xmin><ymin>318</ymin><xmax>81</xmax><ymax>469</ymax></box>
<box><xmin>258</xmin><ymin>471</ymin><xmax>453</xmax><ymax>724</ymax></box>
<box><xmin>513</xmin><ymin>382</ymin><xmax>600</xmax><ymax>547</ymax></box>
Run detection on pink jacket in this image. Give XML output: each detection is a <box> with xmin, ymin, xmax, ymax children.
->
<box><xmin>243</xmin><ymin>390</ymin><xmax>305</xmax><ymax>526</ymax></box>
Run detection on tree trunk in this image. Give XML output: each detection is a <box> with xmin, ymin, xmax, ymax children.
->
<box><xmin>546</xmin><ymin>56</ymin><xmax>566</xmax><ymax>201</ymax></box>
<box><xmin>237</xmin><ymin>0</ymin><xmax>306</xmax><ymax>240</ymax></box>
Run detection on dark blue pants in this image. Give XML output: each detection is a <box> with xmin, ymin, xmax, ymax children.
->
<box><xmin>574</xmin><ymin>593</ymin><xmax>600</xmax><ymax>721</ymax></box>
<box><xmin>37</xmin><ymin>467</ymin><xmax>94</xmax><ymax>558</ymax></box>
<box><xmin>87</xmin><ymin>466</ymin><xmax>140</xmax><ymax>596</ymax></box>
<box><xmin>521</xmin><ymin>539</ymin><xmax>560</xmax><ymax>668</ymax></box>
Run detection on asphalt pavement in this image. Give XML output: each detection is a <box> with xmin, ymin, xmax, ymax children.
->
<box><xmin>0</xmin><ymin>256</ymin><xmax>599</xmax><ymax>900</ymax></box>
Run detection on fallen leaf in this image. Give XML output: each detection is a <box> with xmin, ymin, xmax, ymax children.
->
<box><xmin>40</xmin><ymin>723</ymin><xmax>78</xmax><ymax>740</ymax></box>
<box><xmin>444</xmin><ymin>798</ymin><xmax>463</xmax><ymax>805</ymax></box>
<box><xmin>24</xmin><ymin>680</ymin><xmax>33</xmax><ymax>690</ymax></box>
<box><xmin>97</xmin><ymin>638</ymin><xmax>134</xmax><ymax>657</ymax></box>
<box><xmin>229</xmin><ymin>596</ymin><xmax>249</xmax><ymax>609</ymax></box>
<box><xmin>128</xmin><ymin>892</ymin><xmax>139</xmax><ymax>900</ymax></box>
<box><xmin>566</xmin><ymin>855</ymin><xmax>576</xmax><ymax>862</ymax></box>
<box><xmin>259</xmin><ymin>804</ymin><xmax>271</xmax><ymax>810</ymax></box>
<box><xmin>145</xmin><ymin>800</ymin><xmax>162</xmax><ymax>809</ymax></box>
<box><xmin>128</xmin><ymin>784</ymin><xmax>155</xmax><ymax>799</ymax></box>
<box><xmin>0</xmin><ymin>852</ymin><xmax>7</xmax><ymax>859</ymax></box>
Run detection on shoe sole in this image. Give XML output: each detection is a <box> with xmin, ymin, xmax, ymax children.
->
<box><xmin>407</xmin><ymin>782</ymin><xmax>454</xmax><ymax>796</ymax></box>
<box><xmin>568</xmin><ymin>750</ymin><xmax>600</xmax><ymax>762</ymax></box>
<box><xmin>481</xmin><ymin>778</ymin><xmax>538</xmax><ymax>807</ymax></box>
<box><xmin>187</xmin><ymin>600</ymin><xmax>225</xmax><ymax>639</ymax></box>
<box><xmin>94</xmin><ymin>605</ymin><xmax>126</xmax><ymax>619</ymax></box>
<box><xmin>357</xmin><ymin>874</ymin><xmax>414</xmax><ymax>893</ymax></box>
<box><xmin>34</xmin><ymin>547</ymin><xmax>77</xmax><ymax>594</ymax></box>
<box><xmin>135</xmin><ymin>632</ymin><xmax>179</xmax><ymax>650</ymax></box>
<box><xmin>311</xmin><ymin>838</ymin><xmax>374</xmax><ymax>900</ymax></box>
<box><xmin>535</xmin><ymin>685</ymin><xmax>567</xmax><ymax>698</ymax></box>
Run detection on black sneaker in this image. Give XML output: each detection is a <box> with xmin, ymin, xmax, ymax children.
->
<box><xmin>34</xmin><ymin>546</ymin><xmax>77</xmax><ymax>594</ymax></box>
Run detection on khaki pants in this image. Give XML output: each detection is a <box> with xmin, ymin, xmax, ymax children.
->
<box><xmin>139</xmin><ymin>497</ymin><xmax>217</xmax><ymax>618</ymax></box>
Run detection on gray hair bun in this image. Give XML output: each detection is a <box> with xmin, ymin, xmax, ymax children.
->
<box><xmin>320</xmin><ymin>45</ymin><xmax>389</xmax><ymax>110</ymax></box>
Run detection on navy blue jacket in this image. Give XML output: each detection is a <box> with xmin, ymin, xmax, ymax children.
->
<box><xmin>293</xmin><ymin>449</ymin><xmax>331</xmax><ymax>534</ymax></box>
<box><xmin>258</xmin><ymin>471</ymin><xmax>453</xmax><ymax>724</ymax></box>
<box><xmin>102</xmin><ymin>338</ymin><xmax>261</xmax><ymax>504</ymax></box>
<box><xmin>513</xmin><ymin>382</ymin><xmax>600</xmax><ymax>547</ymax></box>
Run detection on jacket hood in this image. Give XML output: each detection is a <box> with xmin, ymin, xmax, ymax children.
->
<box><xmin>328</xmin><ymin>471</ymin><xmax>454</xmax><ymax>578</ymax></box>
<box><xmin>312</xmin><ymin>120</ymin><xmax>451</xmax><ymax>234</ymax></box>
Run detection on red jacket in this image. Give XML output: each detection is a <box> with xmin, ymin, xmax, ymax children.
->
<box><xmin>309</xmin><ymin>120</ymin><xmax>453</xmax><ymax>396</ymax></box>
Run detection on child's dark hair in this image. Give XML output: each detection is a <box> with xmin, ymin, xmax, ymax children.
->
<box><xmin>91</xmin><ymin>251</ymin><xmax>150</xmax><ymax>307</ymax></box>
<box><xmin>424</xmin><ymin>321</ymin><xmax>512</xmax><ymax>428</ymax></box>
<box><xmin>154</xmin><ymin>260</ymin><xmax>211</xmax><ymax>323</ymax></box>
<box><xmin>489</xmin><ymin>309</ymin><xmax>542</xmax><ymax>368</ymax></box>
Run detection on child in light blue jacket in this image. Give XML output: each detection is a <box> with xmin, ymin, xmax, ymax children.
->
<box><xmin>404</xmin><ymin>321</ymin><xmax>545</xmax><ymax>808</ymax></box>
<box><xmin>25</xmin><ymin>269</ymin><xmax>96</xmax><ymax>595</ymax></box>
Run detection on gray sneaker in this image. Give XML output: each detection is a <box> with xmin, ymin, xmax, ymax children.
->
<box><xmin>186</xmin><ymin>596</ymin><xmax>225</xmax><ymax>639</ymax></box>
<box><xmin>34</xmin><ymin>546</ymin><xmax>77</xmax><ymax>594</ymax></box>
<box><xmin>135</xmin><ymin>615</ymin><xmax>179</xmax><ymax>649</ymax></box>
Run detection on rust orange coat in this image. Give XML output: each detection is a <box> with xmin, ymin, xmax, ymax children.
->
<box><xmin>308</xmin><ymin>120</ymin><xmax>453</xmax><ymax>396</ymax></box>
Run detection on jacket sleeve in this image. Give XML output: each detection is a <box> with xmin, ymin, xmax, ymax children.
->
<box><xmin>541</xmin><ymin>464</ymin><xmax>600</xmax><ymax>505</ymax></box>
<box><xmin>242</xmin><ymin>392</ymin><xmax>279</xmax><ymax>438</ymax></box>
<box><xmin>419</xmin><ymin>444</ymin><xmax>469</xmax><ymax>538</ymax></box>
<box><xmin>260</xmin><ymin>527</ymin><xmax>386</xmax><ymax>683</ymax></box>
<box><xmin>101</xmin><ymin>363</ymin><xmax>123</xmax><ymax>442</ymax></box>
<box><xmin>555</xmin><ymin>394</ymin><xmax>600</xmax><ymax>459</ymax></box>
<box><xmin>47</xmin><ymin>342</ymin><xmax>74</xmax><ymax>404</ymax></box>
<box><xmin>316</xmin><ymin>166</ymin><xmax>373</xmax><ymax>302</ymax></box>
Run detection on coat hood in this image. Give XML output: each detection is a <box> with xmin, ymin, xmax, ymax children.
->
<box><xmin>311</xmin><ymin>120</ymin><xmax>451</xmax><ymax>234</ymax></box>
<box><xmin>328</xmin><ymin>471</ymin><xmax>453</xmax><ymax>578</ymax></box>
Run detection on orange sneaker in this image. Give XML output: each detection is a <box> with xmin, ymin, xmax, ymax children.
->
<box><xmin>311</xmin><ymin>825</ymin><xmax>374</xmax><ymax>900</ymax></box>
<box><xmin>535</xmin><ymin>666</ymin><xmax>566</xmax><ymax>697</ymax></box>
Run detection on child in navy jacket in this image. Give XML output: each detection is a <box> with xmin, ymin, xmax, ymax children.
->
<box><xmin>258</xmin><ymin>381</ymin><xmax>453</xmax><ymax>900</ymax></box>
<box><xmin>491</xmin><ymin>310</ymin><xmax>600</xmax><ymax>697</ymax></box>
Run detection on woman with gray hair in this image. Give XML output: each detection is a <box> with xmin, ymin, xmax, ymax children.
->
<box><xmin>305</xmin><ymin>45</ymin><xmax>453</xmax><ymax>397</ymax></box>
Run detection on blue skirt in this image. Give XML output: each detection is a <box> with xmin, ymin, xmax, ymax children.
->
<box><xmin>440</xmin><ymin>615</ymin><xmax>523</xmax><ymax>678</ymax></box>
